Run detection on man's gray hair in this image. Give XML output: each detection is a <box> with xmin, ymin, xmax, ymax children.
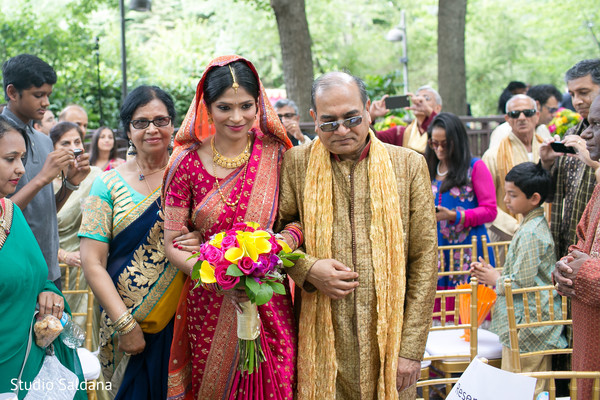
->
<box><xmin>565</xmin><ymin>59</ymin><xmax>600</xmax><ymax>85</ymax></box>
<box><xmin>505</xmin><ymin>94</ymin><xmax>537</xmax><ymax>113</ymax></box>
<box><xmin>311</xmin><ymin>71</ymin><xmax>368</xmax><ymax>113</ymax></box>
<box><xmin>273</xmin><ymin>98</ymin><xmax>299</xmax><ymax>115</ymax></box>
<box><xmin>417</xmin><ymin>85</ymin><xmax>442</xmax><ymax>107</ymax></box>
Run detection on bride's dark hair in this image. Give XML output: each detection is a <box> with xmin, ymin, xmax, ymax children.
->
<box><xmin>203</xmin><ymin>61</ymin><xmax>259</xmax><ymax>107</ymax></box>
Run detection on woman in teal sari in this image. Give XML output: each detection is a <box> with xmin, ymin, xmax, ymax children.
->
<box><xmin>79</xmin><ymin>86</ymin><xmax>199</xmax><ymax>399</ymax></box>
<box><xmin>0</xmin><ymin>116</ymin><xmax>86</xmax><ymax>399</ymax></box>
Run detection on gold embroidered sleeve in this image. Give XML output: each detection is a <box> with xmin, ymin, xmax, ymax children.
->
<box><xmin>79</xmin><ymin>196</ymin><xmax>113</xmax><ymax>242</ymax></box>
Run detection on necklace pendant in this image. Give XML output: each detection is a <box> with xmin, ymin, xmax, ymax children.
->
<box><xmin>139</xmin><ymin>174</ymin><xmax>145</xmax><ymax>181</ymax></box>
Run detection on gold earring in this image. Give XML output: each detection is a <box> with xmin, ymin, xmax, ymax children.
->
<box><xmin>208</xmin><ymin>115</ymin><xmax>213</xmax><ymax>124</ymax></box>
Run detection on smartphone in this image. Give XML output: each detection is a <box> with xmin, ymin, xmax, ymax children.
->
<box><xmin>73</xmin><ymin>148</ymin><xmax>84</xmax><ymax>157</ymax></box>
<box><xmin>384</xmin><ymin>95</ymin><xmax>410</xmax><ymax>109</ymax></box>
<box><xmin>435</xmin><ymin>206</ymin><xmax>440</xmax><ymax>213</ymax></box>
<box><xmin>550</xmin><ymin>141</ymin><xmax>576</xmax><ymax>154</ymax></box>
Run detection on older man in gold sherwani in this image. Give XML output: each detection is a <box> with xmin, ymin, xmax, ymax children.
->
<box><xmin>276</xmin><ymin>72</ymin><xmax>438</xmax><ymax>400</ymax></box>
<box><xmin>482</xmin><ymin>94</ymin><xmax>545</xmax><ymax>240</ymax></box>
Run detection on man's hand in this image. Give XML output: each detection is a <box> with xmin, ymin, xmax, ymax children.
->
<box><xmin>282</xmin><ymin>119</ymin><xmax>304</xmax><ymax>142</ymax></box>
<box><xmin>407</xmin><ymin>92</ymin><xmax>433</xmax><ymax>125</ymax></box>
<box><xmin>563</xmin><ymin>135</ymin><xmax>600</xmax><ymax>170</ymax></box>
<box><xmin>553</xmin><ymin>250</ymin><xmax>590</xmax><ymax>297</ymax></box>
<box><xmin>540</xmin><ymin>137</ymin><xmax>561</xmax><ymax>170</ymax></box>
<box><xmin>38</xmin><ymin>148</ymin><xmax>74</xmax><ymax>185</ymax></box>
<box><xmin>305</xmin><ymin>259</ymin><xmax>359</xmax><ymax>299</ymax></box>
<box><xmin>470</xmin><ymin>256</ymin><xmax>500</xmax><ymax>286</ymax></box>
<box><xmin>66</xmin><ymin>152</ymin><xmax>91</xmax><ymax>186</ymax></box>
<box><xmin>369</xmin><ymin>95</ymin><xmax>390</xmax><ymax>119</ymax></box>
<box><xmin>396</xmin><ymin>357</ymin><xmax>420</xmax><ymax>393</ymax></box>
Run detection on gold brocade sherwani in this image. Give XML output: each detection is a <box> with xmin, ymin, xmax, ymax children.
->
<box><xmin>276</xmin><ymin>142</ymin><xmax>438</xmax><ymax>399</ymax></box>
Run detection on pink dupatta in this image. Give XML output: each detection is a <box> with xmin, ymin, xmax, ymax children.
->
<box><xmin>163</xmin><ymin>55</ymin><xmax>295</xmax><ymax>400</ymax></box>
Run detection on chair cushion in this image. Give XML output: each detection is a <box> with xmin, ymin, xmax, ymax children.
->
<box><xmin>425</xmin><ymin>328</ymin><xmax>502</xmax><ymax>361</ymax></box>
<box><xmin>421</xmin><ymin>351</ymin><xmax>431</xmax><ymax>368</ymax></box>
<box><xmin>77</xmin><ymin>347</ymin><xmax>101</xmax><ymax>380</ymax></box>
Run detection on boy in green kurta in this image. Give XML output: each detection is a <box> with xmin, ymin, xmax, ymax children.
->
<box><xmin>471</xmin><ymin>162</ymin><xmax>567</xmax><ymax>395</ymax></box>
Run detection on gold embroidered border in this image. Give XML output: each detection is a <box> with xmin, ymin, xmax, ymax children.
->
<box><xmin>80</xmin><ymin>197</ymin><xmax>113</xmax><ymax>239</ymax></box>
<box><xmin>114</xmin><ymin>187</ymin><xmax>161</xmax><ymax>237</ymax></box>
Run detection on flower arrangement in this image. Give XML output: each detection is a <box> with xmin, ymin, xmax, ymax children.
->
<box><xmin>191</xmin><ymin>221</ymin><xmax>302</xmax><ymax>374</ymax></box>
<box><xmin>373</xmin><ymin>114</ymin><xmax>407</xmax><ymax>131</ymax></box>
<box><xmin>548</xmin><ymin>108</ymin><xmax>582</xmax><ymax>139</ymax></box>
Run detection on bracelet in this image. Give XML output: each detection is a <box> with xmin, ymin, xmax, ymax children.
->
<box><xmin>112</xmin><ymin>311</ymin><xmax>133</xmax><ymax>331</ymax></box>
<box><xmin>63</xmin><ymin>179</ymin><xmax>79</xmax><ymax>191</ymax></box>
<box><xmin>118</xmin><ymin>319</ymin><xmax>138</xmax><ymax>336</ymax></box>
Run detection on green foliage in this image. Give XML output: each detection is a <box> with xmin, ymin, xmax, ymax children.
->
<box><xmin>1</xmin><ymin>0</ymin><xmax>598</xmax><ymax>126</ymax></box>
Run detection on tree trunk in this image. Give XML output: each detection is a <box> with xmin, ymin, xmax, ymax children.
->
<box><xmin>270</xmin><ymin>0</ymin><xmax>314</xmax><ymax>122</ymax></box>
<box><xmin>437</xmin><ymin>0</ymin><xmax>467</xmax><ymax>115</ymax></box>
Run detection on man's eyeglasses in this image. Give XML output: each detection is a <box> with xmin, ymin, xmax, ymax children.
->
<box><xmin>277</xmin><ymin>113</ymin><xmax>297</xmax><ymax>120</ymax></box>
<box><xmin>318</xmin><ymin>116</ymin><xmax>363</xmax><ymax>132</ymax></box>
<box><xmin>507</xmin><ymin>109</ymin><xmax>536</xmax><ymax>119</ymax></box>
<box><xmin>131</xmin><ymin>116</ymin><xmax>172</xmax><ymax>129</ymax></box>
<box><xmin>428</xmin><ymin>139</ymin><xmax>447</xmax><ymax>150</ymax></box>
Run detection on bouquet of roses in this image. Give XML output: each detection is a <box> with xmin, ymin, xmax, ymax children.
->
<box><xmin>191</xmin><ymin>221</ymin><xmax>302</xmax><ymax>374</ymax></box>
<box><xmin>548</xmin><ymin>108</ymin><xmax>582</xmax><ymax>139</ymax></box>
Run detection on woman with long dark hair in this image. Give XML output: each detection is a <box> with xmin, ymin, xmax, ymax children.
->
<box><xmin>425</xmin><ymin>112</ymin><xmax>497</xmax><ymax>292</ymax></box>
<box><xmin>89</xmin><ymin>126</ymin><xmax>125</xmax><ymax>171</ymax></box>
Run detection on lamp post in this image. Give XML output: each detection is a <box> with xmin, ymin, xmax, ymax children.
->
<box><xmin>119</xmin><ymin>0</ymin><xmax>151</xmax><ymax>104</ymax></box>
<box><xmin>94</xmin><ymin>36</ymin><xmax>104</xmax><ymax>126</ymax></box>
<box><xmin>385</xmin><ymin>10</ymin><xmax>409</xmax><ymax>94</ymax></box>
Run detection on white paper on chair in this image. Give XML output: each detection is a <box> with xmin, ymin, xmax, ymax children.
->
<box><xmin>446</xmin><ymin>358</ymin><xmax>535</xmax><ymax>400</ymax></box>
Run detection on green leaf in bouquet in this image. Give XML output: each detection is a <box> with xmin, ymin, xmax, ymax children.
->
<box><xmin>255</xmin><ymin>283</ymin><xmax>274</xmax><ymax>306</ymax></box>
<box><xmin>281</xmin><ymin>258</ymin><xmax>294</xmax><ymax>267</ymax></box>
<box><xmin>268</xmin><ymin>281</ymin><xmax>286</xmax><ymax>295</ymax></box>
<box><xmin>281</xmin><ymin>252</ymin><xmax>304</xmax><ymax>261</ymax></box>
<box><xmin>227</xmin><ymin>264</ymin><xmax>245</xmax><ymax>277</ymax></box>
<box><xmin>245</xmin><ymin>276</ymin><xmax>260</xmax><ymax>295</ymax></box>
<box><xmin>191</xmin><ymin>261</ymin><xmax>201</xmax><ymax>281</ymax></box>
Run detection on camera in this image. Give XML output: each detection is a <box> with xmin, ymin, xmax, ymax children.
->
<box><xmin>73</xmin><ymin>148</ymin><xmax>84</xmax><ymax>157</ymax></box>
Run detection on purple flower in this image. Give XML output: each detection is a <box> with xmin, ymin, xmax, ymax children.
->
<box><xmin>220</xmin><ymin>234</ymin><xmax>238</xmax><ymax>250</ymax></box>
<box><xmin>268</xmin><ymin>237</ymin><xmax>282</xmax><ymax>254</ymax></box>
<box><xmin>238</xmin><ymin>257</ymin><xmax>257</xmax><ymax>275</ymax></box>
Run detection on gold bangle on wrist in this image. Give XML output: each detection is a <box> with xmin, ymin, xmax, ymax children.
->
<box><xmin>118</xmin><ymin>319</ymin><xmax>138</xmax><ymax>336</ymax></box>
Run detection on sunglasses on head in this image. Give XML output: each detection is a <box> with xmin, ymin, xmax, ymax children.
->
<box><xmin>507</xmin><ymin>109</ymin><xmax>536</xmax><ymax>119</ymax></box>
<box><xmin>318</xmin><ymin>116</ymin><xmax>363</xmax><ymax>132</ymax></box>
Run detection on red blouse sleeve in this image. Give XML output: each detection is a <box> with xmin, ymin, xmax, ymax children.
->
<box><xmin>164</xmin><ymin>152</ymin><xmax>195</xmax><ymax>231</ymax></box>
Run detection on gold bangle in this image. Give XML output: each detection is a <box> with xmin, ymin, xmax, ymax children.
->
<box><xmin>112</xmin><ymin>311</ymin><xmax>133</xmax><ymax>331</ymax></box>
<box><xmin>114</xmin><ymin>315</ymin><xmax>133</xmax><ymax>332</ymax></box>
<box><xmin>118</xmin><ymin>319</ymin><xmax>138</xmax><ymax>336</ymax></box>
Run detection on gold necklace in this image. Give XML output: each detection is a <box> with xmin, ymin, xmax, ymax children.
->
<box><xmin>211</xmin><ymin>135</ymin><xmax>251</xmax><ymax>169</ymax></box>
<box><xmin>134</xmin><ymin>157</ymin><xmax>167</xmax><ymax>181</ymax></box>
<box><xmin>0</xmin><ymin>199</ymin><xmax>13</xmax><ymax>247</ymax></box>
<box><xmin>213</xmin><ymin>159</ymin><xmax>249</xmax><ymax>209</ymax></box>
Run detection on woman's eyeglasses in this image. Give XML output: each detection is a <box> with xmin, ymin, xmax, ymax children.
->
<box><xmin>130</xmin><ymin>116</ymin><xmax>172</xmax><ymax>129</ymax></box>
<box><xmin>318</xmin><ymin>116</ymin><xmax>363</xmax><ymax>132</ymax></box>
<box><xmin>507</xmin><ymin>109</ymin><xmax>536</xmax><ymax>119</ymax></box>
<box><xmin>428</xmin><ymin>139</ymin><xmax>447</xmax><ymax>150</ymax></box>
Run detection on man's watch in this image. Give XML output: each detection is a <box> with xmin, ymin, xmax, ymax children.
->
<box><xmin>64</xmin><ymin>179</ymin><xmax>80</xmax><ymax>191</ymax></box>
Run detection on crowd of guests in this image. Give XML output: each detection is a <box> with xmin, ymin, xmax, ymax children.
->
<box><xmin>1</xmin><ymin>50</ymin><xmax>599</xmax><ymax>400</ymax></box>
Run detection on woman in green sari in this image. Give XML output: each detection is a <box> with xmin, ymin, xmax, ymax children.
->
<box><xmin>0</xmin><ymin>116</ymin><xmax>86</xmax><ymax>399</ymax></box>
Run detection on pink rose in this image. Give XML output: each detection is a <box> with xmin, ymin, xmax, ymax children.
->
<box><xmin>203</xmin><ymin>244</ymin><xmax>224</xmax><ymax>266</ymax></box>
<box><xmin>233</xmin><ymin>222</ymin><xmax>251</xmax><ymax>232</ymax></box>
<box><xmin>268</xmin><ymin>237</ymin><xmax>282</xmax><ymax>254</ymax></box>
<box><xmin>238</xmin><ymin>257</ymin><xmax>257</xmax><ymax>275</ymax></box>
<box><xmin>215</xmin><ymin>264</ymin><xmax>239</xmax><ymax>290</ymax></box>
<box><xmin>220</xmin><ymin>234</ymin><xmax>238</xmax><ymax>250</ymax></box>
